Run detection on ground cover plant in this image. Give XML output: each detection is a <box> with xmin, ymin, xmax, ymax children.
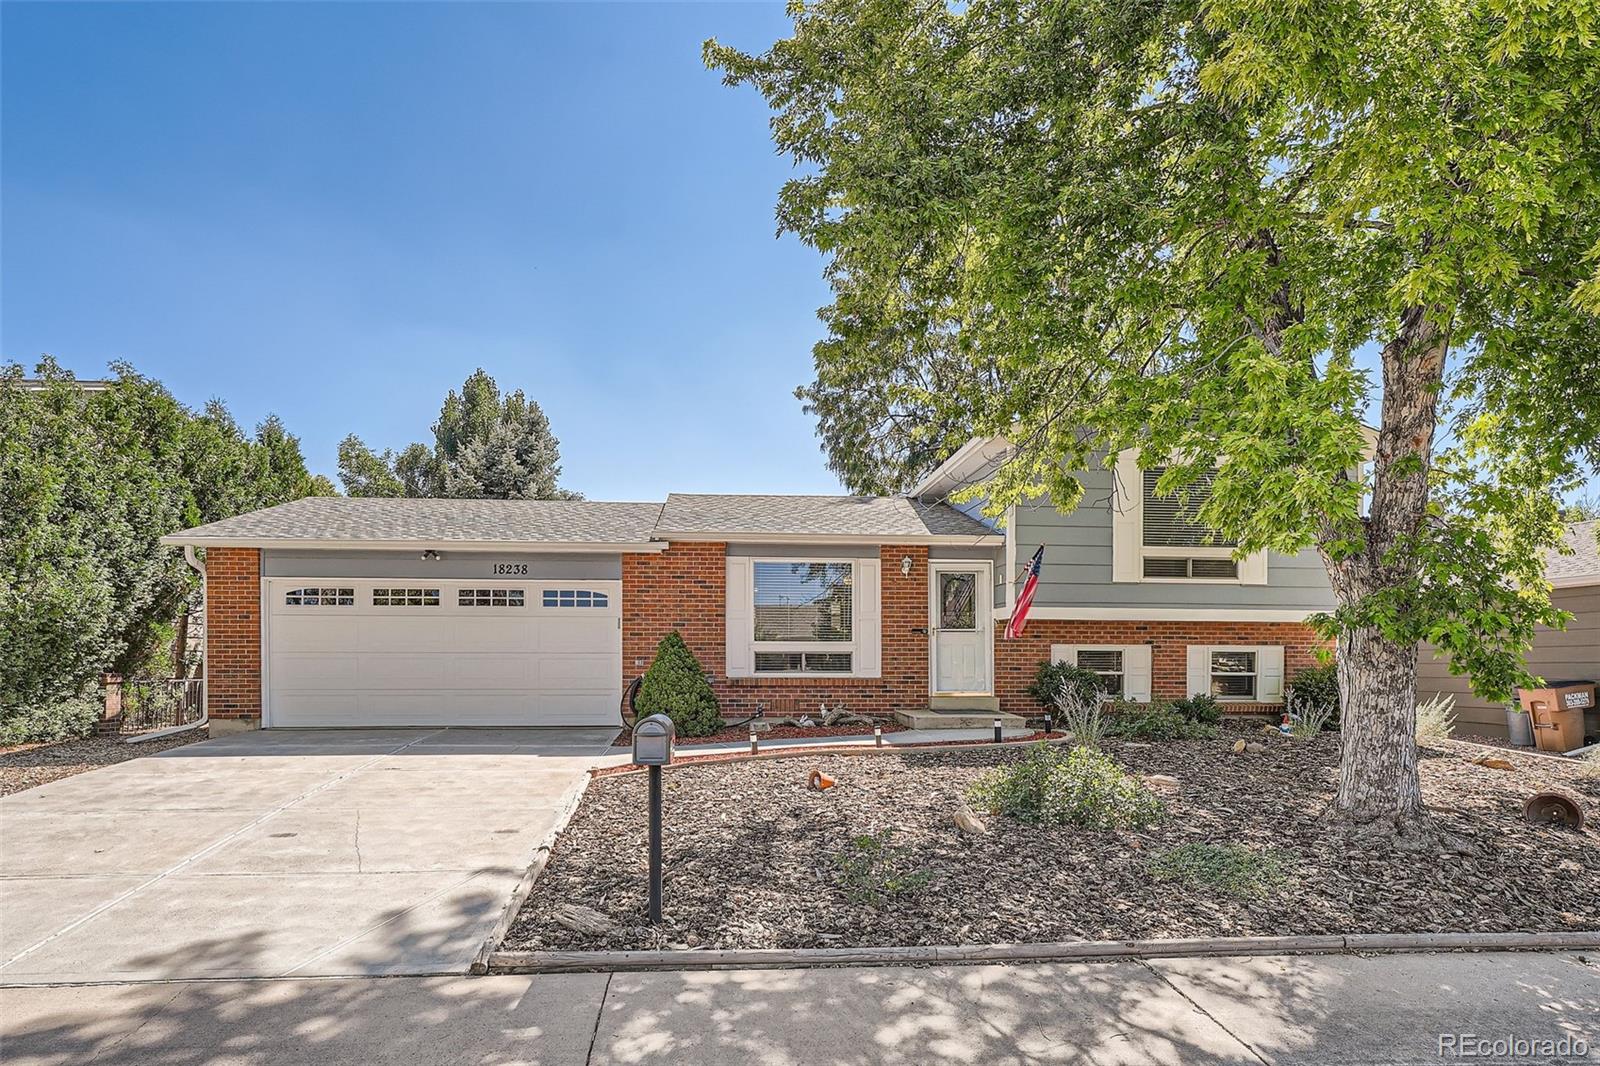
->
<box><xmin>966</xmin><ymin>743</ymin><xmax>1164</xmax><ymax>830</ymax></box>
<box><xmin>1148</xmin><ymin>843</ymin><xmax>1292</xmax><ymax>898</ymax></box>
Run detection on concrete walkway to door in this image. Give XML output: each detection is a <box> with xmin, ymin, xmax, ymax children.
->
<box><xmin>0</xmin><ymin>726</ymin><xmax>617</xmax><ymax>985</ymax></box>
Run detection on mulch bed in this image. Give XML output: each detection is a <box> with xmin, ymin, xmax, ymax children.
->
<box><xmin>0</xmin><ymin>730</ymin><xmax>207</xmax><ymax>796</ymax></box>
<box><xmin>504</xmin><ymin>733</ymin><xmax>1600</xmax><ymax>952</ymax></box>
<box><xmin>610</xmin><ymin>721</ymin><xmax>908</xmax><ymax>748</ymax></box>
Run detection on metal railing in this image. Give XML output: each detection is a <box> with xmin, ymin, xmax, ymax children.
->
<box><xmin>104</xmin><ymin>677</ymin><xmax>204</xmax><ymax>734</ymax></box>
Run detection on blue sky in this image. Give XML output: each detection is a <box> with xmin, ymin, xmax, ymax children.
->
<box><xmin>4</xmin><ymin>4</ymin><xmax>1593</xmax><ymax>506</ymax></box>
<box><xmin>2</xmin><ymin>2</ymin><xmax>836</xmax><ymax>498</ymax></box>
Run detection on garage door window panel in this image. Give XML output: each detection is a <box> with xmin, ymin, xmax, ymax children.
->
<box><xmin>373</xmin><ymin>588</ymin><xmax>440</xmax><ymax>607</ymax></box>
<box><xmin>460</xmin><ymin>588</ymin><xmax>526</xmax><ymax>608</ymax></box>
<box><xmin>285</xmin><ymin>587</ymin><xmax>355</xmax><ymax>607</ymax></box>
<box><xmin>542</xmin><ymin>589</ymin><xmax>610</xmax><ymax>608</ymax></box>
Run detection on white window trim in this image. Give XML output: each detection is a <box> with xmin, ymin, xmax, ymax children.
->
<box><xmin>746</xmin><ymin>556</ymin><xmax>865</xmax><ymax>679</ymax></box>
<box><xmin>1185</xmin><ymin>644</ymin><xmax>1286</xmax><ymax>703</ymax></box>
<box><xmin>1052</xmin><ymin>643</ymin><xmax>1153</xmax><ymax>703</ymax></box>
<box><xmin>1112</xmin><ymin>449</ymin><xmax>1268</xmax><ymax>585</ymax></box>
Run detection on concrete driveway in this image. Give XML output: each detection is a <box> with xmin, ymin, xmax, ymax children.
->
<box><xmin>0</xmin><ymin>726</ymin><xmax>618</xmax><ymax>985</ymax></box>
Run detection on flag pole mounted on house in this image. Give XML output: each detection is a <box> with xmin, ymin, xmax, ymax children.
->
<box><xmin>1004</xmin><ymin>545</ymin><xmax>1044</xmax><ymax>640</ymax></box>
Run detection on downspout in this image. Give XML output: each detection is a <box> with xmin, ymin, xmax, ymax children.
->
<box><xmin>125</xmin><ymin>545</ymin><xmax>210</xmax><ymax>743</ymax></box>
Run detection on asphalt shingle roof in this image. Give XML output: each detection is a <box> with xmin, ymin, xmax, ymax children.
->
<box><xmin>164</xmin><ymin>497</ymin><xmax>665</xmax><ymax>545</ymax></box>
<box><xmin>655</xmin><ymin>494</ymin><xmax>994</xmax><ymax>539</ymax></box>
<box><xmin>1549</xmin><ymin>519</ymin><xmax>1600</xmax><ymax>585</ymax></box>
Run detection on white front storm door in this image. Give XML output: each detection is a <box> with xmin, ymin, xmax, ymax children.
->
<box><xmin>929</xmin><ymin>562</ymin><xmax>993</xmax><ymax>696</ymax></box>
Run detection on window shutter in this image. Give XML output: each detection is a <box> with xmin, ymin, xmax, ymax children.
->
<box><xmin>1123</xmin><ymin>644</ymin><xmax>1153</xmax><ymax>703</ymax></box>
<box><xmin>724</xmin><ymin>557</ymin><xmax>752</xmax><ymax>678</ymax></box>
<box><xmin>1186</xmin><ymin>645</ymin><xmax>1211</xmax><ymax>697</ymax></box>
<box><xmin>1238</xmin><ymin>550</ymin><xmax>1269</xmax><ymax>585</ymax></box>
<box><xmin>1111</xmin><ymin>450</ymin><xmax>1142</xmax><ymax>582</ymax></box>
<box><xmin>855</xmin><ymin>556</ymin><xmax>882</xmax><ymax>678</ymax></box>
<box><xmin>1257</xmin><ymin>645</ymin><xmax>1285</xmax><ymax>703</ymax></box>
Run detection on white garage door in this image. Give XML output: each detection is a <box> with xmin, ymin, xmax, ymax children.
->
<box><xmin>264</xmin><ymin>579</ymin><xmax>621</xmax><ymax>727</ymax></box>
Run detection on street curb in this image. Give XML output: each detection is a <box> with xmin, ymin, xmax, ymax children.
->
<box><xmin>485</xmin><ymin>931</ymin><xmax>1600</xmax><ymax>975</ymax></box>
<box><xmin>468</xmin><ymin>768</ymin><xmax>597</xmax><ymax>976</ymax></box>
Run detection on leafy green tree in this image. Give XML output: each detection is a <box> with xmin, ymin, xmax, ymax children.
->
<box><xmin>336</xmin><ymin>369</ymin><xmax>579</xmax><ymax>499</ymax></box>
<box><xmin>1</xmin><ymin>359</ymin><xmax>331</xmax><ymax>742</ymax></box>
<box><xmin>709</xmin><ymin>0</ymin><xmax>1600</xmax><ymax>832</ymax></box>
<box><xmin>634</xmin><ymin>631</ymin><xmax>724</xmax><ymax>738</ymax></box>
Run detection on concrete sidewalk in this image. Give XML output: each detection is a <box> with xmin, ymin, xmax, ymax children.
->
<box><xmin>4</xmin><ymin>951</ymin><xmax>1596</xmax><ymax>1065</ymax></box>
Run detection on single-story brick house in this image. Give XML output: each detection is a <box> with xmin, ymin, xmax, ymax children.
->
<box><xmin>162</xmin><ymin>440</ymin><xmax>1334</xmax><ymax>732</ymax></box>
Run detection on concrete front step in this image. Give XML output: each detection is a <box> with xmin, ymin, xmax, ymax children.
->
<box><xmin>894</xmin><ymin>708</ymin><xmax>1029</xmax><ymax>730</ymax></box>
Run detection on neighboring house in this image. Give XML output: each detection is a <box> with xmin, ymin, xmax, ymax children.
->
<box><xmin>160</xmin><ymin>443</ymin><xmax>1335</xmax><ymax>732</ymax></box>
<box><xmin>1416</xmin><ymin>519</ymin><xmax>1600</xmax><ymax>740</ymax></box>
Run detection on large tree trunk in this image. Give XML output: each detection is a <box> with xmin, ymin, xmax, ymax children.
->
<box><xmin>1320</xmin><ymin>305</ymin><xmax>1446</xmax><ymax>830</ymax></box>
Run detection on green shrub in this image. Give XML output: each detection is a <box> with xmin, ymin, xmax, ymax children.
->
<box><xmin>1105</xmin><ymin>701</ymin><xmax>1219</xmax><ymax>741</ymax></box>
<box><xmin>1027</xmin><ymin>659</ymin><xmax>1106</xmax><ymax>711</ymax></box>
<box><xmin>634</xmin><ymin>631</ymin><xmax>723</xmax><ymax>737</ymax></box>
<box><xmin>833</xmin><ymin>830</ymin><xmax>933</xmax><ymax>907</ymax></box>
<box><xmin>1287</xmin><ymin>663</ymin><xmax>1340</xmax><ymax>727</ymax></box>
<box><xmin>967</xmin><ymin>743</ymin><xmax>1164</xmax><ymax>830</ymax></box>
<box><xmin>1148</xmin><ymin>843</ymin><xmax>1291</xmax><ymax>897</ymax></box>
<box><xmin>1167</xmin><ymin>693</ymin><xmax>1223</xmax><ymax>724</ymax></box>
<box><xmin>0</xmin><ymin>693</ymin><xmax>102</xmax><ymax>747</ymax></box>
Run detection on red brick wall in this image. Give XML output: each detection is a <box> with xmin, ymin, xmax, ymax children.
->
<box><xmin>993</xmin><ymin>619</ymin><xmax>1328</xmax><ymax>717</ymax></box>
<box><xmin>205</xmin><ymin>546</ymin><xmax>262</xmax><ymax>722</ymax></box>
<box><xmin>623</xmin><ymin>543</ymin><xmax>931</xmax><ymax>718</ymax></box>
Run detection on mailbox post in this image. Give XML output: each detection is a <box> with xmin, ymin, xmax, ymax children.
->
<box><xmin>631</xmin><ymin>714</ymin><xmax>676</xmax><ymax>923</ymax></box>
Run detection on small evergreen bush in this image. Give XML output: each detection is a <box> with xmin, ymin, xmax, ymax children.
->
<box><xmin>966</xmin><ymin>743</ymin><xmax>1164</xmax><ymax>830</ymax></box>
<box><xmin>1027</xmin><ymin>659</ymin><xmax>1106</xmax><ymax>711</ymax></box>
<box><xmin>634</xmin><ymin>631</ymin><xmax>723</xmax><ymax>737</ymax></box>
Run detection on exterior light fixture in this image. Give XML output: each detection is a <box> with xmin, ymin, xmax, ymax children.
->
<box><xmin>900</xmin><ymin>556</ymin><xmax>914</xmax><ymax>577</ymax></box>
<box><xmin>631</xmin><ymin>714</ymin><xmax>676</xmax><ymax>923</ymax></box>
<box><xmin>874</xmin><ymin>724</ymin><xmax>883</xmax><ymax>748</ymax></box>
<box><xmin>421</xmin><ymin>549</ymin><xmax>441</xmax><ymax>561</ymax></box>
<box><xmin>993</xmin><ymin>717</ymin><xmax>1003</xmax><ymax>743</ymax></box>
<box><xmin>749</xmin><ymin>729</ymin><xmax>759</xmax><ymax>754</ymax></box>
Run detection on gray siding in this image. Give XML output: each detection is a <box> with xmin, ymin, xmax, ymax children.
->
<box><xmin>1007</xmin><ymin>464</ymin><xmax>1336</xmax><ymax>611</ymax></box>
<box><xmin>1418</xmin><ymin>584</ymin><xmax>1600</xmax><ymax>740</ymax></box>
<box><xmin>262</xmin><ymin>549</ymin><xmax>621</xmax><ymax>581</ymax></box>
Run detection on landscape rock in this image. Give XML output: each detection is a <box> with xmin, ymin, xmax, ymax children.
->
<box><xmin>1232</xmin><ymin>739</ymin><xmax>1248</xmax><ymax>754</ymax></box>
<box><xmin>1470</xmin><ymin>755</ymin><xmax>1516</xmax><ymax>771</ymax></box>
<box><xmin>1141</xmin><ymin>774</ymin><xmax>1181</xmax><ymax>794</ymax></box>
<box><xmin>1245</xmin><ymin>742</ymin><xmax>1267</xmax><ymax>754</ymax></box>
<box><xmin>952</xmin><ymin>803</ymin><xmax>988</xmax><ymax>834</ymax></box>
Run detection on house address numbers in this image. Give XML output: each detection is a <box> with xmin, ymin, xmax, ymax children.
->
<box><xmin>491</xmin><ymin>563</ymin><xmax>530</xmax><ymax>576</ymax></box>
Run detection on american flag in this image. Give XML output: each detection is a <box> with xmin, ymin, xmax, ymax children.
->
<box><xmin>1004</xmin><ymin>546</ymin><xmax>1044</xmax><ymax>640</ymax></box>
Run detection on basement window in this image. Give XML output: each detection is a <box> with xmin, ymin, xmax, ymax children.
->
<box><xmin>1209</xmin><ymin>650</ymin><xmax>1258</xmax><ymax>699</ymax></box>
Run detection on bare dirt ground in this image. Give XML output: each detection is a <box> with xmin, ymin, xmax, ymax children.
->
<box><xmin>506</xmin><ymin>732</ymin><xmax>1599</xmax><ymax>951</ymax></box>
